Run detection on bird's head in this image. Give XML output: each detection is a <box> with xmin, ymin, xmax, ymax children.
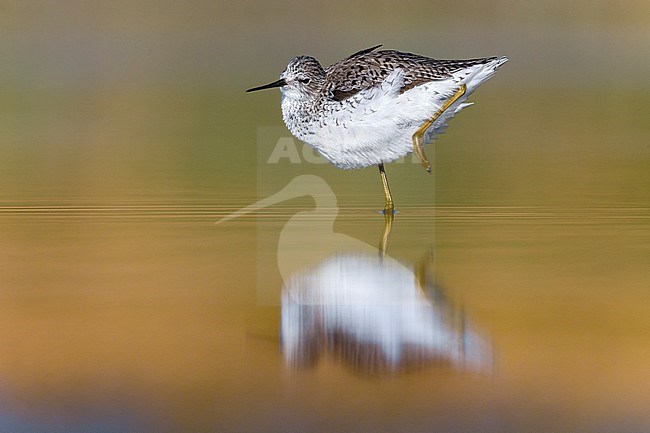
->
<box><xmin>247</xmin><ymin>56</ymin><xmax>325</xmax><ymax>100</ymax></box>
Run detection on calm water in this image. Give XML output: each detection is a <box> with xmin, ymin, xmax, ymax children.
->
<box><xmin>0</xmin><ymin>80</ymin><xmax>648</xmax><ymax>432</ymax></box>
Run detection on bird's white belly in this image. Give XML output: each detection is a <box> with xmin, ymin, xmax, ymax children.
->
<box><xmin>292</xmin><ymin>80</ymin><xmax>471</xmax><ymax>169</ymax></box>
<box><xmin>306</xmin><ymin>115</ymin><xmax>418</xmax><ymax>169</ymax></box>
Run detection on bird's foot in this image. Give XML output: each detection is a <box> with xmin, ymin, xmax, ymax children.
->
<box><xmin>379</xmin><ymin>207</ymin><xmax>395</xmax><ymax>256</ymax></box>
<box><xmin>412</xmin><ymin>134</ymin><xmax>432</xmax><ymax>174</ymax></box>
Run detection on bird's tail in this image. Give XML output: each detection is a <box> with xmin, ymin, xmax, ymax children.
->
<box><xmin>423</xmin><ymin>56</ymin><xmax>507</xmax><ymax>143</ymax></box>
<box><xmin>464</xmin><ymin>56</ymin><xmax>508</xmax><ymax>93</ymax></box>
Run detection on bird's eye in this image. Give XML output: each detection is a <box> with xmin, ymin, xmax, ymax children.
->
<box><xmin>298</xmin><ymin>78</ymin><xmax>311</xmax><ymax>85</ymax></box>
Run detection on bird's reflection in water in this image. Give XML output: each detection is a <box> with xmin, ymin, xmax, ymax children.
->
<box><xmin>281</xmin><ymin>248</ymin><xmax>492</xmax><ymax>376</ymax></box>
<box><xmin>218</xmin><ymin>174</ymin><xmax>491</xmax><ymax>375</ymax></box>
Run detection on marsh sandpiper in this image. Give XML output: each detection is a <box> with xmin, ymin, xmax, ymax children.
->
<box><xmin>247</xmin><ymin>45</ymin><xmax>508</xmax><ymax>215</ymax></box>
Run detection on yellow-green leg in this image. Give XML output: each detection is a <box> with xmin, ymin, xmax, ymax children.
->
<box><xmin>378</xmin><ymin>163</ymin><xmax>395</xmax><ymax>215</ymax></box>
<box><xmin>378</xmin><ymin>205</ymin><xmax>394</xmax><ymax>257</ymax></box>
<box><xmin>412</xmin><ymin>83</ymin><xmax>467</xmax><ymax>173</ymax></box>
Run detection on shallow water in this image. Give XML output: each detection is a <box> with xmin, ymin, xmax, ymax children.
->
<box><xmin>1</xmin><ymin>200</ymin><xmax>648</xmax><ymax>432</ymax></box>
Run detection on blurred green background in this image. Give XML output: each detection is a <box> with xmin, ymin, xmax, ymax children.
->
<box><xmin>1</xmin><ymin>0</ymin><xmax>648</xmax><ymax>207</ymax></box>
<box><xmin>0</xmin><ymin>1</ymin><xmax>648</xmax><ymax>432</ymax></box>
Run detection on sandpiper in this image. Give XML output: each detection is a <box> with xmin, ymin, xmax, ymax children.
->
<box><xmin>247</xmin><ymin>45</ymin><xmax>508</xmax><ymax>214</ymax></box>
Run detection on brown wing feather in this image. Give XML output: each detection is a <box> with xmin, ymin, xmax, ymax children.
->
<box><xmin>324</xmin><ymin>49</ymin><xmax>497</xmax><ymax>102</ymax></box>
